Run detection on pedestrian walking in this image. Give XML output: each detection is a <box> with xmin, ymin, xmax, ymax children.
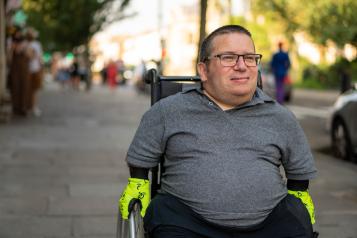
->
<box><xmin>70</xmin><ymin>57</ymin><xmax>81</xmax><ymax>90</ymax></box>
<box><xmin>133</xmin><ymin>60</ymin><xmax>147</xmax><ymax>92</ymax></box>
<box><xmin>26</xmin><ymin>27</ymin><xmax>43</xmax><ymax>116</ymax></box>
<box><xmin>270</xmin><ymin>42</ymin><xmax>291</xmax><ymax>104</ymax></box>
<box><xmin>8</xmin><ymin>28</ymin><xmax>31</xmax><ymax>116</ymax></box>
<box><xmin>119</xmin><ymin>25</ymin><xmax>317</xmax><ymax>237</ymax></box>
<box><xmin>106</xmin><ymin>60</ymin><xmax>117</xmax><ymax>89</ymax></box>
<box><xmin>55</xmin><ymin>60</ymin><xmax>71</xmax><ymax>90</ymax></box>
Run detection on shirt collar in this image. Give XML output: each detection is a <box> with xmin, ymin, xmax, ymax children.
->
<box><xmin>184</xmin><ymin>86</ymin><xmax>274</xmax><ymax>108</ymax></box>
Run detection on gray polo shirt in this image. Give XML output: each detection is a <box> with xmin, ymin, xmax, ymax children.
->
<box><xmin>126</xmin><ymin>88</ymin><xmax>317</xmax><ymax>228</ymax></box>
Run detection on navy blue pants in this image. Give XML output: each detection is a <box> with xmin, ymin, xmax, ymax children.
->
<box><xmin>275</xmin><ymin>75</ymin><xmax>285</xmax><ymax>104</ymax></box>
<box><xmin>144</xmin><ymin>193</ymin><xmax>313</xmax><ymax>238</ymax></box>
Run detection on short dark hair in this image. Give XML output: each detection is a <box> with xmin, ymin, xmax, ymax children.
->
<box><xmin>199</xmin><ymin>25</ymin><xmax>253</xmax><ymax>62</ymax></box>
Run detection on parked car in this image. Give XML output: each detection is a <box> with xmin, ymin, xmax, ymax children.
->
<box><xmin>327</xmin><ymin>84</ymin><xmax>357</xmax><ymax>162</ymax></box>
<box><xmin>260</xmin><ymin>68</ymin><xmax>293</xmax><ymax>102</ymax></box>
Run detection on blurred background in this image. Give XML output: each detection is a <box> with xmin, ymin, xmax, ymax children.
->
<box><xmin>0</xmin><ymin>1</ymin><xmax>357</xmax><ymax>237</ymax></box>
<box><xmin>1</xmin><ymin>0</ymin><xmax>356</xmax><ymax>91</ymax></box>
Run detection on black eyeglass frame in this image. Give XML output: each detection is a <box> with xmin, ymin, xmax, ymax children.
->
<box><xmin>205</xmin><ymin>53</ymin><xmax>263</xmax><ymax>67</ymax></box>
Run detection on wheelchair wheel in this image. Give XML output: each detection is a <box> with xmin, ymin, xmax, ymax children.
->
<box><xmin>117</xmin><ymin>202</ymin><xmax>145</xmax><ymax>238</ymax></box>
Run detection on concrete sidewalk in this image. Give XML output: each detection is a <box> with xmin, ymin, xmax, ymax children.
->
<box><xmin>0</xmin><ymin>82</ymin><xmax>150</xmax><ymax>238</ymax></box>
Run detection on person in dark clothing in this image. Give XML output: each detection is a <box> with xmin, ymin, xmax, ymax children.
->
<box><xmin>70</xmin><ymin>57</ymin><xmax>80</xmax><ymax>90</ymax></box>
<box><xmin>270</xmin><ymin>42</ymin><xmax>291</xmax><ymax>104</ymax></box>
<box><xmin>8</xmin><ymin>29</ymin><xmax>31</xmax><ymax>116</ymax></box>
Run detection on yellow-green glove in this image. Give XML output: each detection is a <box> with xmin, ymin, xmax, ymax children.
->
<box><xmin>119</xmin><ymin>178</ymin><xmax>150</xmax><ymax>219</ymax></box>
<box><xmin>288</xmin><ymin>190</ymin><xmax>315</xmax><ymax>224</ymax></box>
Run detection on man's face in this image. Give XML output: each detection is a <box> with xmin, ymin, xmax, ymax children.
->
<box><xmin>198</xmin><ymin>32</ymin><xmax>258</xmax><ymax>108</ymax></box>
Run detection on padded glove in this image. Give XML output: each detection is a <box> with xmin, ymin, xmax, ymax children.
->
<box><xmin>119</xmin><ymin>178</ymin><xmax>150</xmax><ymax>219</ymax></box>
<box><xmin>288</xmin><ymin>190</ymin><xmax>315</xmax><ymax>224</ymax></box>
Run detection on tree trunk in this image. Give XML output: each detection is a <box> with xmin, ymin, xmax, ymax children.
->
<box><xmin>196</xmin><ymin>0</ymin><xmax>208</xmax><ymax>74</ymax></box>
<box><xmin>0</xmin><ymin>0</ymin><xmax>6</xmax><ymax>101</ymax></box>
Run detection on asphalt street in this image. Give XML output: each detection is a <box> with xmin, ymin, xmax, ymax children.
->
<box><xmin>0</xmin><ymin>80</ymin><xmax>356</xmax><ymax>238</ymax></box>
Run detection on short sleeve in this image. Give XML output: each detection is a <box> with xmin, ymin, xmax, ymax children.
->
<box><xmin>126</xmin><ymin>102</ymin><xmax>166</xmax><ymax>168</ymax></box>
<box><xmin>281</xmin><ymin>112</ymin><xmax>317</xmax><ymax>180</ymax></box>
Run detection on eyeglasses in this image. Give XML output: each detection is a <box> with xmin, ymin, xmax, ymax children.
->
<box><xmin>206</xmin><ymin>53</ymin><xmax>262</xmax><ymax>67</ymax></box>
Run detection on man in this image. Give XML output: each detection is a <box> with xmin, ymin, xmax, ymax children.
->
<box><xmin>270</xmin><ymin>42</ymin><xmax>291</xmax><ymax>104</ymax></box>
<box><xmin>120</xmin><ymin>25</ymin><xmax>317</xmax><ymax>238</ymax></box>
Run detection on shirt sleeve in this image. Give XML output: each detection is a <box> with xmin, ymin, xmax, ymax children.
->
<box><xmin>126</xmin><ymin>101</ymin><xmax>166</xmax><ymax>168</ymax></box>
<box><xmin>281</xmin><ymin>111</ymin><xmax>317</xmax><ymax>180</ymax></box>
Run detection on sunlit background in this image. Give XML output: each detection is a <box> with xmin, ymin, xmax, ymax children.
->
<box><xmin>1</xmin><ymin>0</ymin><xmax>357</xmax><ymax>93</ymax></box>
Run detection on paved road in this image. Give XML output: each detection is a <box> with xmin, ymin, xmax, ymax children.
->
<box><xmin>0</xmin><ymin>81</ymin><xmax>356</xmax><ymax>237</ymax></box>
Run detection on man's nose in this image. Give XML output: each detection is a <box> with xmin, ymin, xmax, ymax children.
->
<box><xmin>233</xmin><ymin>56</ymin><xmax>246</xmax><ymax>69</ymax></box>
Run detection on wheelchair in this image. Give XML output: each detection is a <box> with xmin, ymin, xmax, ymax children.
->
<box><xmin>116</xmin><ymin>69</ymin><xmax>318</xmax><ymax>238</ymax></box>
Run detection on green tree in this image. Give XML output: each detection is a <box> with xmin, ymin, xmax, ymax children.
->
<box><xmin>251</xmin><ymin>0</ymin><xmax>357</xmax><ymax>87</ymax></box>
<box><xmin>308</xmin><ymin>0</ymin><xmax>357</xmax><ymax>48</ymax></box>
<box><xmin>252</xmin><ymin>0</ymin><xmax>357</xmax><ymax>50</ymax></box>
<box><xmin>250</xmin><ymin>0</ymin><xmax>313</xmax><ymax>77</ymax></box>
<box><xmin>251</xmin><ymin>0</ymin><xmax>311</xmax><ymax>42</ymax></box>
<box><xmin>22</xmin><ymin>0</ymin><xmax>132</xmax><ymax>51</ymax></box>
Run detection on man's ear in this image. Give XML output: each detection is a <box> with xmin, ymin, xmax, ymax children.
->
<box><xmin>197</xmin><ymin>62</ymin><xmax>208</xmax><ymax>82</ymax></box>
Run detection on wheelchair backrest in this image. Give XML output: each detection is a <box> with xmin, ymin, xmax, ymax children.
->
<box><xmin>145</xmin><ymin>69</ymin><xmax>201</xmax><ymax>105</ymax></box>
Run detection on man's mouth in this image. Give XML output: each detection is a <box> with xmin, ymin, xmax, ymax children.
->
<box><xmin>230</xmin><ymin>77</ymin><xmax>249</xmax><ymax>81</ymax></box>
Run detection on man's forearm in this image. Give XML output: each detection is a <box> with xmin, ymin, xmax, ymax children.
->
<box><xmin>119</xmin><ymin>166</ymin><xmax>150</xmax><ymax>219</ymax></box>
<box><xmin>287</xmin><ymin>179</ymin><xmax>315</xmax><ymax>224</ymax></box>
<box><xmin>129</xmin><ymin>166</ymin><xmax>149</xmax><ymax>179</ymax></box>
<box><xmin>287</xmin><ymin>179</ymin><xmax>309</xmax><ymax>191</ymax></box>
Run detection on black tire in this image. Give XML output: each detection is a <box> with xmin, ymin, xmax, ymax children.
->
<box><xmin>331</xmin><ymin>118</ymin><xmax>353</xmax><ymax>161</ymax></box>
